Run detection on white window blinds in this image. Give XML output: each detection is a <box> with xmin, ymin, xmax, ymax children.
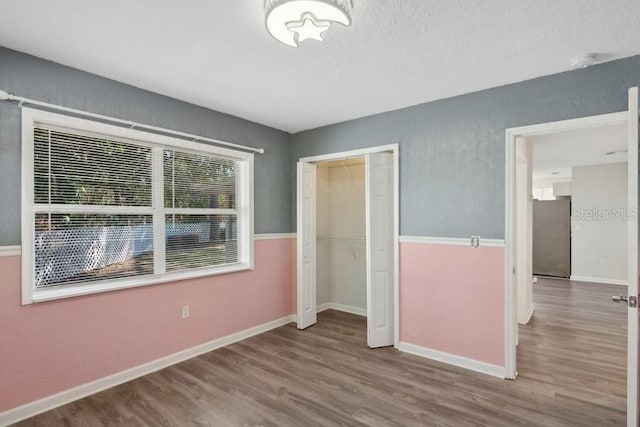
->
<box><xmin>30</xmin><ymin>124</ymin><xmax>244</xmax><ymax>290</ymax></box>
<box><xmin>162</xmin><ymin>149</ymin><xmax>239</xmax><ymax>272</ymax></box>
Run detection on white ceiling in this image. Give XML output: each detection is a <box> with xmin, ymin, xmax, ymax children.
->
<box><xmin>531</xmin><ymin>122</ymin><xmax>628</xmax><ymax>179</ymax></box>
<box><xmin>1</xmin><ymin>1</ymin><xmax>639</xmax><ymax>133</ymax></box>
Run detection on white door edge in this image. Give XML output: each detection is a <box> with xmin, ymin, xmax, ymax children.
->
<box><xmin>296</xmin><ymin>161</ymin><xmax>317</xmax><ymax>330</ymax></box>
<box><xmin>627</xmin><ymin>87</ymin><xmax>639</xmax><ymax>427</ymax></box>
<box><xmin>365</xmin><ymin>152</ymin><xmax>394</xmax><ymax>348</ymax></box>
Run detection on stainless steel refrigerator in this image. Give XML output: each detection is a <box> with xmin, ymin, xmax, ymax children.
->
<box><xmin>532</xmin><ymin>198</ymin><xmax>571</xmax><ymax>278</ymax></box>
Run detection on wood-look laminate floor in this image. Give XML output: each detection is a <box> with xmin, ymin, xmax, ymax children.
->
<box><xmin>516</xmin><ymin>277</ymin><xmax>627</xmax><ymax>425</ymax></box>
<box><xmin>15</xmin><ymin>278</ymin><xmax>627</xmax><ymax>427</ymax></box>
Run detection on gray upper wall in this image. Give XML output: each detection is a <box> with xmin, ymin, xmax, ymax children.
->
<box><xmin>2</xmin><ymin>47</ymin><xmax>639</xmax><ymax>244</ymax></box>
<box><xmin>292</xmin><ymin>56</ymin><xmax>640</xmax><ymax>239</ymax></box>
<box><xmin>0</xmin><ymin>47</ymin><xmax>293</xmax><ymax>245</ymax></box>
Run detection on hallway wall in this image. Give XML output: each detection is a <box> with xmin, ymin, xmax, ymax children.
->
<box><xmin>571</xmin><ymin>162</ymin><xmax>629</xmax><ymax>284</ymax></box>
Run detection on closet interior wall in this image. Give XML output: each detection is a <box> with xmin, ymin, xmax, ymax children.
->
<box><xmin>316</xmin><ymin>159</ymin><xmax>367</xmax><ymax>313</ymax></box>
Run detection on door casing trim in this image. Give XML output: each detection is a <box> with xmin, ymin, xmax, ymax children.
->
<box><xmin>504</xmin><ymin>111</ymin><xmax>630</xmax><ymax>380</ymax></box>
<box><xmin>297</xmin><ymin>143</ymin><xmax>400</xmax><ymax>348</ymax></box>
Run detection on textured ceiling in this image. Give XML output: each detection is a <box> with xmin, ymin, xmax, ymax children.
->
<box><xmin>531</xmin><ymin>123</ymin><xmax>628</xmax><ymax>178</ymax></box>
<box><xmin>0</xmin><ymin>0</ymin><xmax>639</xmax><ymax>133</ymax></box>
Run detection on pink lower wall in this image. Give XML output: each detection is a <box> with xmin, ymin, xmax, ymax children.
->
<box><xmin>2</xmin><ymin>238</ymin><xmax>506</xmax><ymax>414</ymax></box>
<box><xmin>400</xmin><ymin>242</ymin><xmax>505</xmax><ymax>366</ymax></box>
<box><xmin>0</xmin><ymin>238</ymin><xmax>295</xmax><ymax>413</ymax></box>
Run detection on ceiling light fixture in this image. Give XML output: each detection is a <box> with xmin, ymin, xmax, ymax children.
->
<box><xmin>265</xmin><ymin>0</ymin><xmax>352</xmax><ymax>47</ymax></box>
<box><xmin>604</xmin><ymin>149</ymin><xmax>628</xmax><ymax>156</ymax></box>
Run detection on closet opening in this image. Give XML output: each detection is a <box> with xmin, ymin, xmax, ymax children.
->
<box><xmin>316</xmin><ymin>158</ymin><xmax>367</xmax><ymax>320</ymax></box>
<box><xmin>296</xmin><ymin>144</ymin><xmax>399</xmax><ymax>349</ymax></box>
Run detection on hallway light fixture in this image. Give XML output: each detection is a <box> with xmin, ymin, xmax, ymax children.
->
<box><xmin>604</xmin><ymin>149</ymin><xmax>628</xmax><ymax>156</ymax></box>
<box><xmin>265</xmin><ymin>0</ymin><xmax>352</xmax><ymax>47</ymax></box>
<box><xmin>570</xmin><ymin>54</ymin><xmax>597</xmax><ymax>69</ymax></box>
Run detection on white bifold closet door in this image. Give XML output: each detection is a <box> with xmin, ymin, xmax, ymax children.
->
<box><xmin>297</xmin><ymin>161</ymin><xmax>317</xmax><ymax>330</ymax></box>
<box><xmin>366</xmin><ymin>152</ymin><xmax>394</xmax><ymax>348</ymax></box>
<box><xmin>628</xmin><ymin>86</ymin><xmax>639</xmax><ymax>426</ymax></box>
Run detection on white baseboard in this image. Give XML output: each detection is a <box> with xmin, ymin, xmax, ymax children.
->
<box><xmin>525</xmin><ymin>303</ymin><xmax>535</xmax><ymax>323</ymax></box>
<box><xmin>316</xmin><ymin>302</ymin><xmax>333</xmax><ymax>313</ymax></box>
<box><xmin>518</xmin><ymin>304</ymin><xmax>535</xmax><ymax>325</ymax></box>
<box><xmin>317</xmin><ymin>302</ymin><xmax>366</xmax><ymax>317</ymax></box>
<box><xmin>0</xmin><ymin>315</ymin><xmax>296</xmax><ymax>426</ymax></box>
<box><xmin>570</xmin><ymin>275</ymin><xmax>628</xmax><ymax>286</ymax></box>
<box><xmin>398</xmin><ymin>342</ymin><xmax>505</xmax><ymax>379</ymax></box>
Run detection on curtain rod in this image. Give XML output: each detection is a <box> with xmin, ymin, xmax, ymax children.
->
<box><xmin>0</xmin><ymin>89</ymin><xmax>265</xmax><ymax>154</ymax></box>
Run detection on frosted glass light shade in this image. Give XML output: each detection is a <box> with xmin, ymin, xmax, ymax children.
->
<box><xmin>265</xmin><ymin>0</ymin><xmax>351</xmax><ymax>47</ymax></box>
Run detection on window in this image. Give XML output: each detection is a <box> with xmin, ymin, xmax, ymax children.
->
<box><xmin>22</xmin><ymin>108</ymin><xmax>254</xmax><ymax>304</ymax></box>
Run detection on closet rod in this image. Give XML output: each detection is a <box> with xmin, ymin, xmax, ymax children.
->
<box><xmin>317</xmin><ymin>235</ymin><xmax>366</xmax><ymax>243</ymax></box>
<box><xmin>0</xmin><ymin>89</ymin><xmax>265</xmax><ymax>154</ymax></box>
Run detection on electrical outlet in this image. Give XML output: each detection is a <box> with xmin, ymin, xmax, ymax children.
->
<box><xmin>182</xmin><ymin>305</ymin><xmax>190</xmax><ymax>319</ymax></box>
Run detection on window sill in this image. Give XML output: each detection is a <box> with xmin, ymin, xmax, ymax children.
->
<box><xmin>26</xmin><ymin>263</ymin><xmax>254</xmax><ymax>305</ymax></box>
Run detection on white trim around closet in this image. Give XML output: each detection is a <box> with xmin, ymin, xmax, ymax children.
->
<box><xmin>298</xmin><ymin>143</ymin><xmax>400</xmax><ymax>348</ymax></box>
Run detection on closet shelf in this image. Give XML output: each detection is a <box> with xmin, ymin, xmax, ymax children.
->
<box><xmin>317</xmin><ymin>235</ymin><xmax>366</xmax><ymax>244</ymax></box>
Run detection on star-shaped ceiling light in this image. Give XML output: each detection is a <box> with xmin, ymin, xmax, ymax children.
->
<box><xmin>265</xmin><ymin>0</ymin><xmax>352</xmax><ymax>48</ymax></box>
<box><xmin>287</xmin><ymin>13</ymin><xmax>331</xmax><ymax>44</ymax></box>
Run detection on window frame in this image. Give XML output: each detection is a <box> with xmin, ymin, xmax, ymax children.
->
<box><xmin>21</xmin><ymin>108</ymin><xmax>254</xmax><ymax>304</ymax></box>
